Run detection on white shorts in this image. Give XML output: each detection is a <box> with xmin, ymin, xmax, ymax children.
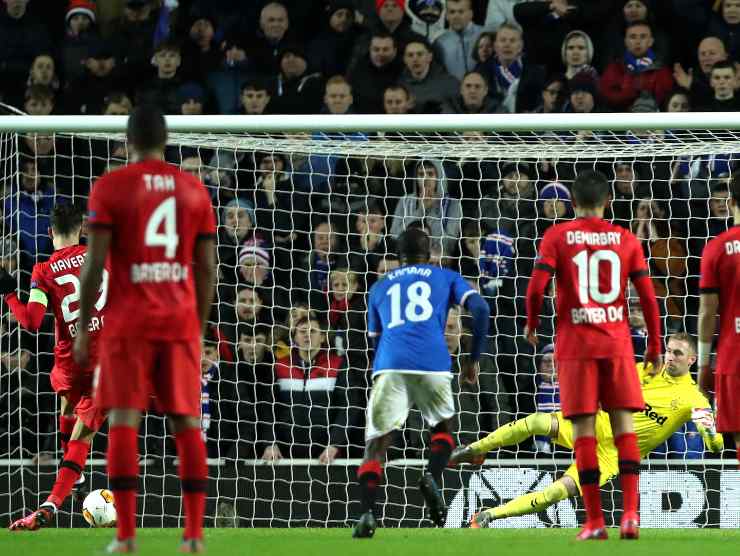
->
<box><xmin>365</xmin><ymin>372</ymin><xmax>455</xmax><ymax>441</ymax></box>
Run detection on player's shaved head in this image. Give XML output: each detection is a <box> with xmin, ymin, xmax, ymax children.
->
<box><xmin>397</xmin><ymin>227</ymin><xmax>431</xmax><ymax>264</ymax></box>
<box><xmin>126</xmin><ymin>104</ymin><xmax>167</xmax><ymax>154</ymax></box>
<box><xmin>51</xmin><ymin>204</ymin><xmax>83</xmax><ymax>237</ymax></box>
<box><xmin>572</xmin><ymin>170</ymin><xmax>610</xmax><ymax>209</ymax></box>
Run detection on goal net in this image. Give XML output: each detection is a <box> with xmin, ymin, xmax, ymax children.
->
<box><xmin>1</xmin><ymin>114</ymin><xmax>739</xmax><ymax>529</ymax></box>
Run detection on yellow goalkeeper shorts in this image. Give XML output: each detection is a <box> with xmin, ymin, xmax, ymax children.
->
<box><xmin>553</xmin><ymin>411</ymin><xmax>619</xmax><ymax>493</ymax></box>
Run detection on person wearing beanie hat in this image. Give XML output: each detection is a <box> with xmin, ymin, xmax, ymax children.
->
<box><xmin>66</xmin><ymin>0</ymin><xmax>97</xmax><ymax>31</ymax></box>
<box><xmin>177</xmin><ymin>82</ymin><xmax>206</xmax><ymax>115</ymax></box>
<box><xmin>567</xmin><ymin>74</ymin><xmax>599</xmax><ymax>113</ymax></box>
<box><xmin>306</xmin><ymin>0</ymin><xmax>357</xmax><ymax>77</ymax></box>
<box><xmin>377</xmin><ymin>0</ymin><xmax>406</xmax><ymax>13</ymax></box>
<box><xmin>630</xmin><ymin>92</ymin><xmax>659</xmax><ymax>113</ymax></box>
<box><xmin>539</xmin><ymin>181</ymin><xmax>572</xmax><ymax>219</ymax></box>
<box><xmin>238</xmin><ymin>242</ymin><xmax>272</xmax><ymax>287</ymax></box>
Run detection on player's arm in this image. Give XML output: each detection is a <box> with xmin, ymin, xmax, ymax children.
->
<box><xmin>629</xmin><ymin>237</ymin><xmax>663</xmax><ymax>368</ymax></box>
<box><xmin>193</xmin><ymin>236</ymin><xmax>216</xmax><ymax>335</ymax></box>
<box><xmin>525</xmin><ymin>232</ymin><xmax>556</xmax><ymax>346</ymax></box>
<box><xmin>463</xmin><ymin>291</ymin><xmax>490</xmax><ymax>362</ymax></box>
<box><xmin>691</xmin><ymin>406</ymin><xmax>725</xmax><ymax>453</ymax></box>
<box><xmin>697</xmin><ymin>292</ymin><xmax>719</xmax><ymax>396</ymax></box>
<box><xmin>0</xmin><ymin>267</ymin><xmax>46</xmax><ymax>331</ymax></box>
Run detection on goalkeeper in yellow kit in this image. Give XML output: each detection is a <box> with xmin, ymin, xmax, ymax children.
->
<box><xmin>450</xmin><ymin>333</ymin><xmax>724</xmax><ymax>527</ymax></box>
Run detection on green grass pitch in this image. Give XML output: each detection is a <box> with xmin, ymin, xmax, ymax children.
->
<box><xmin>2</xmin><ymin>528</ymin><xmax>740</xmax><ymax>556</ymax></box>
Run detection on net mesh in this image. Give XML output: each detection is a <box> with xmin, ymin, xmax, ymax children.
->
<box><xmin>1</xmin><ymin>125</ymin><xmax>738</xmax><ymax>528</ymax></box>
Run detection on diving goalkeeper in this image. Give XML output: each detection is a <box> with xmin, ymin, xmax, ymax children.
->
<box><xmin>450</xmin><ymin>333</ymin><xmax>724</xmax><ymax>527</ymax></box>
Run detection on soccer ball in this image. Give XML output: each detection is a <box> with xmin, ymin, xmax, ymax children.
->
<box><xmin>82</xmin><ymin>489</ymin><xmax>117</xmax><ymax>527</ymax></box>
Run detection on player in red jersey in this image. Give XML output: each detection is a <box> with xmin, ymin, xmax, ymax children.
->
<box><xmin>698</xmin><ymin>174</ymin><xmax>740</xmax><ymax>468</ymax></box>
<box><xmin>3</xmin><ymin>205</ymin><xmax>108</xmax><ymax>531</ymax></box>
<box><xmin>525</xmin><ymin>170</ymin><xmax>662</xmax><ymax>541</ymax></box>
<box><xmin>73</xmin><ymin>106</ymin><xmax>216</xmax><ymax>554</ymax></box>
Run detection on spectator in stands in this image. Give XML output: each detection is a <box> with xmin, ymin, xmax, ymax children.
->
<box><xmin>24</xmin><ymin>85</ymin><xmax>54</xmax><ymax>116</ymax></box>
<box><xmin>238</xmin><ymin>80</ymin><xmax>272</xmax><ymax>116</ymax></box>
<box><xmin>536</xmin><ymin>181</ymin><xmax>572</xmax><ymax>236</ymax></box>
<box><xmin>220</xmin><ymin>286</ymin><xmax>271</xmax><ymax>347</ymax></box>
<box><xmin>441</xmin><ymin>70</ymin><xmax>504</xmax><ymax>114</ymax></box>
<box><xmin>382</xmin><ymin>83</ymin><xmax>413</xmax><ymax>114</ymax></box>
<box><xmin>627</xmin><ymin>287</ymin><xmax>648</xmax><ymax>360</ymax></box>
<box><xmin>477</xmin><ymin>22</ymin><xmax>545</xmax><ymax>113</ymax></box>
<box><xmin>561</xmin><ymin>30</ymin><xmax>598</xmax><ymax>82</ymax></box>
<box><xmin>61</xmin><ymin>0</ymin><xmax>99</xmax><ymax>85</ymax></box>
<box><xmin>102</xmin><ymin>92</ymin><xmax>133</xmax><ymax>115</ymax></box>
<box><xmin>699</xmin><ymin>60</ymin><xmax>740</xmax><ymax>111</ymax></box>
<box><xmin>610</xmin><ymin>161</ymin><xmax>645</xmax><ymax>229</ymax></box>
<box><xmin>27</xmin><ymin>55</ymin><xmax>59</xmax><ymax>98</ymax></box>
<box><xmin>351</xmin><ymin>0</ymin><xmax>425</xmax><ymax>70</ymax></box>
<box><xmin>348</xmin><ymin>32</ymin><xmax>403</xmax><ymax>114</ymax></box>
<box><xmin>322</xmin><ymin>75</ymin><xmax>354</xmax><ymax>114</ymax></box>
<box><xmin>471</xmin><ymin>31</ymin><xmax>496</xmax><ymax>70</ymax></box>
<box><xmin>261</xmin><ymin>315</ymin><xmax>351</xmax><ymax>461</ymax></box>
<box><xmin>530</xmin><ymin>75</ymin><xmax>566</xmax><ymax>113</ymax></box>
<box><xmin>237</xmin><ymin>242</ymin><xmax>273</xmax><ymax>289</ymax></box>
<box><xmin>135</xmin><ymin>41</ymin><xmax>184</xmax><ymax>114</ymax></box>
<box><xmin>673</xmin><ymin>36</ymin><xmax>728</xmax><ymax>109</ymax></box>
<box><xmin>390</xmin><ymin>160</ymin><xmax>462</xmax><ymax>257</ymax></box>
<box><xmin>270</xmin><ymin>45</ymin><xmax>324</xmax><ymax>115</ymax></box>
<box><xmin>434</xmin><ymin>0</ymin><xmax>483</xmax><ymax>81</ymax></box>
<box><xmin>108</xmin><ymin>0</ymin><xmax>159</xmax><ymax>86</ymax></box>
<box><xmin>4</xmin><ymin>158</ymin><xmax>54</xmax><ymax>267</ymax></box>
<box><xmin>707</xmin><ymin>0</ymin><xmax>740</xmax><ymax>61</ymax></box>
<box><xmin>248</xmin><ymin>2</ymin><xmax>294</xmax><ymax>76</ymax></box>
<box><xmin>600</xmin><ymin>21</ymin><xmax>674</xmax><ymax>111</ymax></box>
<box><xmin>399</xmin><ymin>39</ymin><xmax>459</xmax><ymax>113</ymax></box>
<box><xmin>663</xmin><ymin>87</ymin><xmax>691</xmax><ymax>113</ymax></box>
<box><xmin>563</xmin><ymin>74</ymin><xmax>604</xmax><ymax>113</ymax></box>
<box><xmin>177</xmin><ymin>82</ymin><xmax>206</xmax><ymax>115</ymax></box>
<box><xmin>534</xmin><ymin>343</ymin><xmax>559</xmax><ymax>453</ymax></box>
<box><xmin>484</xmin><ymin>0</ymin><xmax>526</xmax><ymax>31</ymax></box>
<box><xmin>293</xmin><ymin>220</ymin><xmax>339</xmax><ymax>302</ymax></box>
<box><xmin>200</xmin><ymin>335</ymin><xmax>218</xmax><ymax>448</ymax></box>
<box><xmin>633</xmin><ymin>199</ymin><xmax>687</xmax><ymax>332</ymax></box>
<box><xmin>307</xmin><ymin>0</ymin><xmax>358</xmax><ymax>78</ymax></box>
<box><xmin>273</xmin><ymin>303</ymin><xmax>319</xmax><ymax>359</ymax></box>
<box><xmin>62</xmin><ymin>39</ymin><xmax>122</xmax><ymax>115</ymax></box>
<box><xmin>348</xmin><ymin>202</ymin><xmax>396</xmax><ymax>287</ymax></box>
<box><xmin>600</xmin><ymin>0</ymin><xmax>671</xmax><ymax>69</ymax></box>
<box><xmin>481</xmin><ymin>162</ymin><xmax>536</xmax><ymax>244</ymax></box>
<box><xmin>218</xmin><ymin>198</ymin><xmax>256</xmax><ymax>273</ymax></box>
<box><xmin>181</xmin><ymin>15</ymin><xmax>224</xmax><ymax>84</ymax></box>
<box><xmin>327</xmin><ymin>268</ymin><xmax>369</xmax><ymax>375</ymax></box>
<box><xmin>0</xmin><ymin>0</ymin><xmax>51</xmax><ymax>106</ymax></box>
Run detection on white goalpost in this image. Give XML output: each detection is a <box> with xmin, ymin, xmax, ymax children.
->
<box><xmin>1</xmin><ymin>113</ymin><xmax>739</xmax><ymax>529</ymax></box>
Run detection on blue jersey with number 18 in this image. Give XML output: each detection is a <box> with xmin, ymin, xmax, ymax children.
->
<box><xmin>367</xmin><ymin>264</ymin><xmax>475</xmax><ymax>375</ymax></box>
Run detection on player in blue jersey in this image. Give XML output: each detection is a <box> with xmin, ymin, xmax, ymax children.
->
<box><xmin>353</xmin><ymin>228</ymin><xmax>490</xmax><ymax>538</ymax></box>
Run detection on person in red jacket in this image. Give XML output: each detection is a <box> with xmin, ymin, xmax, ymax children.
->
<box><xmin>599</xmin><ymin>20</ymin><xmax>673</xmax><ymax>111</ymax></box>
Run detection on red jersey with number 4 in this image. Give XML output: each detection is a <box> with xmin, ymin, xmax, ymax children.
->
<box><xmin>30</xmin><ymin>244</ymin><xmax>106</xmax><ymax>373</ymax></box>
<box><xmin>534</xmin><ymin>217</ymin><xmax>649</xmax><ymax>360</ymax></box>
<box><xmin>699</xmin><ymin>226</ymin><xmax>740</xmax><ymax>375</ymax></box>
<box><xmin>87</xmin><ymin>159</ymin><xmax>216</xmax><ymax>340</ymax></box>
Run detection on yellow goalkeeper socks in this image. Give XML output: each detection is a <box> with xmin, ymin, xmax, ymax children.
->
<box><xmin>487</xmin><ymin>480</ymin><xmax>570</xmax><ymax>520</ymax></box>
<box><xmin>470</xmin><ymin>413</ymin><xmax>552</xmax><ymax>455</ymax></box>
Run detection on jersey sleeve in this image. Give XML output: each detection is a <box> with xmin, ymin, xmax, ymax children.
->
<box><xmin>87</xmin><ymin>175</ymin><xmax>114</xmax><ymax>229</ymax></box>
<box><xmin>196</xmin><ymin>180</ymin><xmax>217</xmax><ymax>239</ymax></box>
<box><xmin>699</xmin><ymin>239</ymin><xmax>719</xmax><ymax>293</ymax></box>
<box><xmin>29</xmin><ymin>263</ymin><xmax>48</xmax><ymax>294</ymax></box>
<box><xmin>367</xmin><ymin>286</ymin><xmax>381</xmax><ymax>337</ymax></box>
<box><xmin>450</xmin><ymin>270</ymin><xmax>476</xmax><ymax>306</ymax></box>
<box><xmin>534</xmin><ymin>228</ymin><xmax>557</xmax><ymax>273</ymax></box>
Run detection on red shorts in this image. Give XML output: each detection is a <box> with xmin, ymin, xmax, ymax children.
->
<box><xmin>95</xmin><ymin>337</ymin><xmax>201</xmax><ymax>416</ymax></box>
<box><xmin>715</xmin><ymin>374</ymin><xmax>740</xmax><ymax>433</ymax></box>
<box><xmin>558</xmin><ymin>356</ymin><xmax>644</xmax><ymax>418</ymax></box>
<box><xmin>50</xmin><ymin>366</ymin><xmax>107</xmax><ymax>431</ymax></box>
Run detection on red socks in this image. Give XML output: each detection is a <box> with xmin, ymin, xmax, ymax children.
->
<box><xmin>108</xmin><ymin>425</ymin><xmax>139</xmax><ymax>541</ymax></box>
<box><xmin>574</xmin><ymin>436</ymin><xmax>604</xmax><ymax>528</ymax></box>
<box><xmin>615</xmin><ymin>432</ymin><xmax>640</xmax><ymax>517</ymax></box>
<box><xmin>175</xmin><ymin>428</ymin><xmax>208</xmax><ymax>541</ymax></box>
<box><xmin>429</xmin><ymin>432</ymin><xmax>455</xmax><ymax>483</ymax></box>
<box><xmin>47</xmin><ymin>439</ymin><xmax>89</xmax><ymax>508</ymax></box>
<box><xmin>357</xmin><ymin>459</ymin><xmax>382</xmax><ymax>514</ymax></box>
<box><xmin>60</xmin><ymin>415</ymin><xmax>75</xmax><ymax>454</ymax></box>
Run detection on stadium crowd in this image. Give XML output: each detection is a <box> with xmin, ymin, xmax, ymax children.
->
<box><xmin>1</xmin><ymin>0</ymin><xmax>736</xmax><ymax>464</ymax></box>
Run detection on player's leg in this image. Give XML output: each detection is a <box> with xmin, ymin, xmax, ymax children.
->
<box><xmin>58</xmin><ymin>395</ymin><xmax>76</xmax><ymax>455</ymax></box>
<box><xmin>354</xmin><ymin>373</ymin><xmax>411</xmax><ymax>538</ymax></box>
<box><xmin>714</xmin><ymin>374</ymin><xmax>740</xmax><ymax>469</ymax></box>
<box><xmin>107</xmin><ymin>408</ymin><xmax>142</xmax><ymax>549</ymax></box>
<box><xmin>44</xmin><ymin>419</ymin><xmax>96</xmax><ymax>511</ymax></box>
<box><xmin>156</xmin><ymin>340</ymin><xmax>206</xmax><ymax>551</ymax></box>
<box><xmin>169</xmin><ymin>414</ymin><xmax>207</xmax><ymax>553</ymax></box>
<box><xmin>450</xmin><ymin>413</ymin><xmax>558</xmax><ymax>465</ymax></box>
<box><xmin>601</xmin><ymin>356</ymin><xmax>645</xmax><ymax>539</ymax></box>
<box><xmin>471</xmin><ymin>475</ymin><xmax>577</xmax><ymax>527</ymax></box>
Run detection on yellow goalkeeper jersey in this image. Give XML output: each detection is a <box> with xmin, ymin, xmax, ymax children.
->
<box><xmin>631</xmin><ymin>363</ymin><xmax>720</xmax><ymax>456</ymax></box>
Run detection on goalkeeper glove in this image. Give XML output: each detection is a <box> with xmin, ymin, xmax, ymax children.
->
<box><xmin>0</xmin><ymin>267</ymin><xmax>16</xmax><ymax>295</ymax></box>
<box><xmin>691</xmin><ymin>407</ymin><xmax>717</xmax><ymax>437</ymax></box>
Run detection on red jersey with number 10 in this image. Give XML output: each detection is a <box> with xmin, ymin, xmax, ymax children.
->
<box><xmin>30</xmin><ymin>244</ymin><xmax>106</xmax><ymax>373</ymax></box>
<box><xmin>535</xmin><ymin>217</ymin><xmax>649</xmax><ymax>360</ymax></box>
<box><xmin>87</xmin><ymin>159</ymin><xmax>216</xmax><ymax>341</ymax></box>
<box><xmin>699</xmin><ymin>225</ymin><xmax>740</xmax><ymax>375</ymax></box>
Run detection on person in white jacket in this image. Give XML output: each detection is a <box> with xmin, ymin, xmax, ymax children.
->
<box><xmin>390</xmin><ymin>159</ymin><xmax>462</xmax><ymax>258</ymax></box>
